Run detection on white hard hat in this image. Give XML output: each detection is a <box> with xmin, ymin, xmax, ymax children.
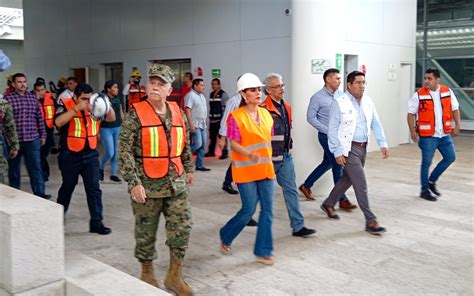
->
<box><xmin>237</xmin><ymin>73</ymin><xmax>264</xmax><ymax>92</ymax></box>
<box><xmin>89</xmin><ymin>93</ymin><xmax>111</xmax><ymax>120</ymax></box>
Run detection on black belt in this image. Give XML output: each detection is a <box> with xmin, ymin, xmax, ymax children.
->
<box><xmin>352</xmin><ymin>141</ymin><xmax>367</xmax><ymax>147</ymax></box>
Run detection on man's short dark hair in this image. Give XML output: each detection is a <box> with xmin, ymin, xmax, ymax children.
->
<box><xmin>74</xmin><ymin>83</ymin><xmax>93</xmax><ymax>96</ymax></box>
<box><xmin>103</xmin><ymin>80</ymin><xmax>118</xmax><ymax>93</ymax></box>
<box><xmin>192</xmin><ymin>78</ymin><xmax>204</xmax><ymax>89</ymax></box>
<box><xmin>323</xmin><ymin>68</ymin><xmax>339</xmax><ymax>82</ymax></box>
<box><xmin>67</xmin><ymin>76</ymin><xmax>78</xmax><ymax>83</ymax></box>
<box><xmin>12</xmin><ymin>73</ymin><xmax>26</xmax><ymax>82</ymax></box>
<box><xmin>35</xmin><ymin>77</ymin><xmax>46</xmax><ymax>83</ymax></box>
<box><xmin>34</xmin><ymin>82</ymin><xmax>46</xmax><ymax>89</ymax></box>
<box><xmin>347</xmin><ymin>71</ymin><xmax>365</xmax><ymax>84</ymax></box>
<box><xmin>211</xmin><ymin>78</ymin><xmax>221</xmax><ymax>85</ymax></box>
<box><xmin>425</xmin><ymin>68</ymin><xmax>440</xmax><ymax>78</ymax></box>
<box><xmin>184</xmin><ymin>72</ymin><xmax>193</xmax><ymax>80</ymax></box>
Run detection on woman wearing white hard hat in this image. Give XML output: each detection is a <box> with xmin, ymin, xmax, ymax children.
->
<box><xmin>219</xmin><ymin>73</ymin><xmax>276</xmax><ymax>265</ymax></box>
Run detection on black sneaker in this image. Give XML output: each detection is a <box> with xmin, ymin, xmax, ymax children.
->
<box><xmin>99</xmin><ymin>169</ymin><xmax>104</xmax><ymax>181</ymax></box>
<box><xmin>246</xmin><ymin>218</ymin><xmax>258</xmax><ymax>227</ymax></box>
<box><xmin>196</xmin><ymin>167</ymin><xmax>211</xmax><ymax>171</ymax></box>
<box><xmin>40</xmin><ymin>194</ymin><xmax>52</xmax><ymax>200</ymax></box>
<box><xmin>428</xmin><ymin>182</ymin><xmax>441</xmax><ymax>196</ymax></box>
<box><xmin>222</xmin><ymin>183</ymin><xmax>238</xmax><ymax>195</ymax></box>
<box><xmin>90</xmin><ymin>223</ymin><xmax>112</xmax><ymax>235</ymax></box>
<box><xmin>110</xmin><ymin>175</ymin><xmax>122</xmax><ymax>183</ymax></box>
<box><xmin>204</xmin><ymin>152</ymin><xmax>215</xmax><ymax>157</ymax></box>
<box><xmin>50</xmin><ymin>147</ymin><xmax>60</xmax><ymax>155</ymax></box>
<box><xmin>292</xmin><ymin>227</ymin><xmax>316</xmax><ymax>237</ymax></box>
<box><xmin>419</xmin><ymin>190</ymin><xmax>437</xmax><ymax>201</ymax></box>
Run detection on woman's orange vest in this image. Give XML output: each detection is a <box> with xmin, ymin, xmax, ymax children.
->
<box><xmin>133</xmin><ymin>101</ymin><xmax>186</xmax><ymax>179</ymax></box>
<box><xmin>229</xmin><ymin>107</ymin><xmax>275</xmax><ymax>183</ymax></box>
<box><xmin>62</xmin><ymin>98</ymin><xmax>100</xmax><ymax>152</ymax></box>
<box><xmin>40</xmin><ymin>92</ymin><xmax>55</xmax><ymax>128</ymax></box>
<box><xmin>128</xmin><ymin>84</ymin><xmax>146</xmax><ymax>110</ymax></box>
<box><xmin>417</xmin><ymin>85</ymin><xmax>453</xmax><ymax>137</ymax></box>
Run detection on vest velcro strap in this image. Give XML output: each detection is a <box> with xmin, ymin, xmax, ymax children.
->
<box><xmin>244</xmin><ymin>141</ymin><xmax>272</xmax><ymax>151</ymax></box>
<box><xmin>233</xmin><ymin>157</ymin><xmax>272</xmax><ymax>167</ymax></box>
<box><xmin>271</xmin><ymin>135</ymin><xmax>284</xmax><ymax>141</ymax></box>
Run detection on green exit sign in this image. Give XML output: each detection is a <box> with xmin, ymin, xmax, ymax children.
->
<box><xmin>212</xmin><ymin>69</ymin><xmax>221</xmax><ymax>78</ymax></box>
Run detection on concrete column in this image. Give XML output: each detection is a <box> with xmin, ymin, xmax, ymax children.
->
<box><xmin>0</xmin><ymin>185</ymin><xmax>65</xmax><ymax>295</ymax></box>
<box><xmin>291</xmin><ymin>0</ymin><xmax>346</xmax><ymax>195</ymax></box>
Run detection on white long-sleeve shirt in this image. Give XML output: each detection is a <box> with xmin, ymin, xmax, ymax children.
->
<box><xmin>219</xmin><ymin>93</ymin><xmax>241</xmax><ymax>137</ymax></box>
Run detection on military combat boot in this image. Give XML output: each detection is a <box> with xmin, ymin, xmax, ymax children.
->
<box><xmin>164</xmin><ymin>258</ymin><xmax>193</xmax><ymax>296</ymax></box>
<box><xmin>140</xmin><ymin>260</ymin><xmax>159</xmax><ymax>288</ymax></box>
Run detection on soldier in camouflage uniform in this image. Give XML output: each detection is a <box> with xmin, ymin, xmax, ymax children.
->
<box><xmin>0</xmin><ymin>98</ymin><xmax>19</xmax><ymax>184</ymax></box>
<box><xmin>119</xmin><ymin>63</ymin><xmax>194</xmax><ymax>295</ymax></box>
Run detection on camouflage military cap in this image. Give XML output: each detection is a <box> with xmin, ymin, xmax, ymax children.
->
<box><xmin>148</xmin><ymin>63</ymin><xmax>175</xmax><ymax>84</ymax></box>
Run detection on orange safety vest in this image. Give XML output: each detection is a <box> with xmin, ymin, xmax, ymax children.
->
<box><xmin>128</xmin><ymin>84</ymin><xmax>146</xmax><ymax>110</ymax></box>
<box><xmin>229</xmin><ymin>107</ymin><xmax>275</xmax><ymax>183</ymax></box>
<box><xmin>40</xmin><ymin>92</ymin><xmax>55</xmax><ymax>128</ymax></box>
<box><xmin>417</xmin><ymin>85</ymin><xmax>453</xmax><ymax>137</ymax></box>
<box><xmin>134</xmin><ymin>101</ymin><xmax>186</xmax><ymax>179</ymax></box>
<box><xmin>62</xmin><ymin>98</ymin><xmax>100</xmax><ymax>152</ymax></box>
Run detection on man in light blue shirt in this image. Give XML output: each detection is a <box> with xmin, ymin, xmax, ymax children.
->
<box><xmin>185</xmin><ymin>78</ymin><xmax>210</xmax><ymax>171</ymax></box>
<box><xmin>321</xmin><ymin>71</ymin><xmax>389</xmax><ymax>235</ymax></box>
<box><xmin>299</xmin><ymin>69</ymin><xmax>357</xmax><ymax>212</ymax></box>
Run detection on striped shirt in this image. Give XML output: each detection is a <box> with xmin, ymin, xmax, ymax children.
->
<box><xmin>5</xmin><ymin>91</ymin><xmax>46</xmax><ymax>142</ymax></box>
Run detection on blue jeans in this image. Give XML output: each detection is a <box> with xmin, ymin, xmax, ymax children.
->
<box><xmin>303</xmin><ymin>132</ymin><xmax>347</xmax><ymax>201</ymax></box>
<box><xmin>99</xmin><ymin>126</ymin><xmax>121</xmax><ymax>176</ymax></box>
<box><xmin>220</xmin><ymin>178</ymin><xmax>275</xmax><ymax>257</ymax></box>
<box><xmin>273</xmin><ymin>153</ymin><xmax>305</xmax><ymax>232</ymax></box>
<box><xmin>8</xmin><ymin>138</ymin><xmax>46</xmax><ymax>197</ymax></box>
<box><xmin>418</xmin><ymin>135</ymin><xmax>456</xmax><ymax>192</ymax></box>
<box><xmin>191</xmin><ymin>128</ymin><xmax>207</xmax><ymax>168</ymax></box>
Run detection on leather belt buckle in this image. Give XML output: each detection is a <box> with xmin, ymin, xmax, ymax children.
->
<box><xmin>351</xmin><ymin>141</ymin><xmax>367</xmax><ymax>147</ymax></box>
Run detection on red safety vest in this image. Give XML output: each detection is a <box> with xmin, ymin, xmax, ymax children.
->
<box><xmin>417</xmin><ymin>85</ymin><xmax>453</xmax><ymax>136</ymax></box>
<box><xmin>40</xmin><ymin>92</ymin><xmax>55</xmax><ymax>128</ymax></box>
<box><xmin>62</xmin><ymin>98</ymin><xmax>100</xmax><ymax>152</ymax></box>
<box><xmin>134</xmin><ymin>101</ymin><xmax>186</xmax><ymax>179</ymax></box>
<box><xmin>128</xmin><ymin>84</ymin><xmax>146</xmax><ymax>110</ymax></box>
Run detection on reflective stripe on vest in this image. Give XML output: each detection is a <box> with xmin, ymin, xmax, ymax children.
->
<box><xmin>62</xmin><ymin>98</ymin><xmax>100</xmax><ymax>152</ymax></box>
<box><xmin>229</xmin><ymin>107</ymin><xmax>275</xmax><ymax>183</ymax></box>
<box><xmin>417</xmin><ymin>85</ymin><xmax>453</xmax><ymax>136</ymax></box>
<box><xmin>43</xmin><ymin>92</ymin><xmax>55</xmax><ymax>128</ymax></box>
<box><xmin>134</xmin><ymin>101</ymin><xmax>186</xmax><ymax>179</ymax></box>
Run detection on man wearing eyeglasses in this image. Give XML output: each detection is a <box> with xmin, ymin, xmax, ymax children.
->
<box><xmin>261</xmin><ymin>73</ymin><xmax>316</xmax><ymax>238</ymax></box>
<box><xmin>321</xmin><ymin>71</ymin><xmax>389</xmax><ymax>235</ymax></box>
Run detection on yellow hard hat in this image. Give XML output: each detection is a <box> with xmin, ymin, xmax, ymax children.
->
<box><xmin>131</xmin><ymin>70</ymin><xmax>141</xmax><ymax>78</ymax></box>
<box><xmin>59</xmin><ymin>76</ymin><xmax>67</xmax><ymax>84</ymax></box>
<box><xmin>7</xmin><ymin>74</ymin><xmax>13</xmax><ymax>82</ymax></box>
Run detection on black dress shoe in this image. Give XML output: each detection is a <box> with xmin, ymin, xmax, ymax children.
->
<box><xmin>419</xmin><ymin>191</ymin><xmax>437</xmax><ymax>201</ymax></box>
<box><xmin>196</xmin><ymin>167</ymin><xmax>211</xmax><ymax>171</ymax></box>
<box><xmin>219</xmin><ymin>154</ymin><xmax>228</xmax><ymax>160</ymax></box>
<box><xmin>110</xmin><ymin>175</ymin><xmax>122</xmax><ymax>183</ymax></box>
<box><xmin>50</xmin><ymin>147</ymin><xmax>60</xmax><ymax>155</ymax></box>
<box><xmin>246</xmin><ymin>218</ymin><xmax>258</xmax><ymax>227</ymax></box>
<box><xmin>204</xmin><ymin>152</ymin><xmax>215</xmax><ymax>157</ymax></box>
<box><xmin>222</xmin><ymin>183</ymin><xmax>238</xmax><ymax>195</ymax></box>
<box><xmin>292</xmin><ymin>227</ymin><xmax>316</xmax><ymax>237</ymax></box>
<box><xmin>429</xmin><ymin>182</ymin><xmax>441</xmax><ymax>196</ymax></box>
<box><xmin>90</xmin><ymin>224</ymin><xmax>112</xmax><ymax>235</ymax></box>
<box><xmin>320</xmin><ymin>204</ymin><xmax>340</xmax><ymax>220</ymax></box>
<box><xmin>40</xmin><ymin>194</ymin><xmax>52</xmax><ymax>200</ymax></box>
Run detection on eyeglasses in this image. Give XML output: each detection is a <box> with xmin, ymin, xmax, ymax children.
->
<box><xmin>269</xmin><ymin>84</ymin><xmax>285</xmax><ymax>89</ymax></box>
<box><xmin>244</xmin><ymin>87</ymin><xmax>262</xmax><ymax>92</ymax></box>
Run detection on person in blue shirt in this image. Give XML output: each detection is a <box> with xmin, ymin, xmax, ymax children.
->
<box><xmin>321</xmin><ymin>71</ymin><xmax>389</xmax><ymax>235</ymax></box>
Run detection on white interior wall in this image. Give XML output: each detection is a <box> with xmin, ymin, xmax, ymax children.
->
<box><xmin>22</xmin><ymin>0</ymin><xmax>291</xmax><ymax>97</ymax></box>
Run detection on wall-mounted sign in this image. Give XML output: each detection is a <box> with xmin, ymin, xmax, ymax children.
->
<box><xmin>212</xmin><ymin>69</ymin><xmax>221</xmax><ymax>78</ymax></box>
<box><xmin>335</xmin><ymin>53</ymin><xmax>343</xmax><ymax>71</ymax></box>
<box><xmin>311</xmin><ymin>59</ymin><xmax>331</xmax><ymax>74</ymax></box>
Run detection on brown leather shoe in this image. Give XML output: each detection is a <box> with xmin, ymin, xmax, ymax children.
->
<box><xmin>339</xmin><ymin>200</ymin><xmax>357</xmax><ymax>212</ymax></box>
<box><xmin>298</xmin><ymin>184</ymin><xmax>315</xmax><ymax>201</ymax></box>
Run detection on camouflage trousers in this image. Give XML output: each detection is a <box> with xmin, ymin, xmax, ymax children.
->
<box><xmin>132</xmin><ymin>192</ymin><xmax>193</xmax><ymax>262</ymax></box>
<box><xmin>0</xmin><ymin>142</ymin><xmax>6</xmax><ymax>184</ymax></box>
